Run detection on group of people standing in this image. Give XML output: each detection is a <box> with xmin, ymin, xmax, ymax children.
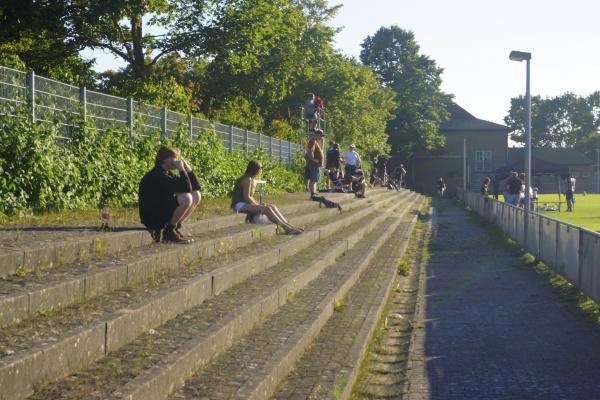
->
<box><xmin>304</xmin><ymin>131</ymin><xmax>366</xmax><ymax>198</ymax></box>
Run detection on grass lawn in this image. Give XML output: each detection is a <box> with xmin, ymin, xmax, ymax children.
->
<box><xmin>537</xmin><ymin>193</ymin><xmax>600</xmax><ymax>232</ymax></box>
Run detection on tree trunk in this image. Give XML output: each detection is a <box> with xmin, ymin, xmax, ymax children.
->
<box><xmin>130</xmin><ymin>14</ymin><xmax>146</xmax><ymax>79</ymax></box>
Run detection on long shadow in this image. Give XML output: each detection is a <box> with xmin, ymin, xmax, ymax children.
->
<box><xmin>0</xmin><ymin>226</ymin><xmax>146</xmax><ymax>233</ymax></box>
<box><xmin>415</xmin><ymin>197</ymin><xmax>600</xmax><ymax>399</ymax></box>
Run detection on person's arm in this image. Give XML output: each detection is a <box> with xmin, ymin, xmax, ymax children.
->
<box><xmin>241</xmin><ymin>177</ymin><xmax>258</xmax><ymax>204</ymax></box>
<box><xmin>181</xmin><ymin>160</ymin><xmax>201</xmax><ymax>191</ymax></box>
<box><xmin>159</xmin><ymin>164</ymin><xmax>192</xmax><ymax>194</ymax></box>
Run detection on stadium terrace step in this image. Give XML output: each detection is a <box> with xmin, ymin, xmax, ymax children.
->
<box><xmin>0</xmin><ymin>189</ymin><xmax>411</xmax><ymax>400</ymax></box>
<box><xmin>162</xmin><ymin>196</ymin><xmax>425</xmax><ymax>400</ymax></box>
<box><xmin>0</xmin><ymin>190</ymin><xmax>385</xmax><ymax>279</ymax></box>
<box><xmin>272</xmin><ymin>205</ymin><xmax>429</xmax><ymax>400</ymax></box>
<box><xmin>0</xmin><ymin>189</ymin><xmax>393</xmax><ymax>328</ymax></box>
<box><xmin>27</xmin><ymin>195</ymin><xmax>422</xmax><ymax>399</ymax></box>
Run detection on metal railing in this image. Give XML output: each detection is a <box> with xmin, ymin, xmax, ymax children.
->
<box><xmin>0</xmin><ymin>65</ymin><xmax>302</xmax><ymax>165</ymax></box>
<box><xmin>457</xmin><ymin>188</ymin><xmax>600</xmax><ymax>305</ymax></box>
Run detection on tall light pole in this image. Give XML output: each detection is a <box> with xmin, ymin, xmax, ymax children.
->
<box><xmin>510</xmin><ymin>50</ymin><xmax>532</xmax><ymax>211</ymax></box>
<box><xmin>596</xmin><ymin>148</ymin><xmax>599</xmax><ymax>194</ymax></box>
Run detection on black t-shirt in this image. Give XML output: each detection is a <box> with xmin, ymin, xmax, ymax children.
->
<box><xmin>506</xmin><ymin>176</ymin><xmax>521</xmax><ymax>194</ymax></box>
<box><xmin>139</xmin><ymin>166</ymin><xmax>201</xmax><ymax>229</ymax></box>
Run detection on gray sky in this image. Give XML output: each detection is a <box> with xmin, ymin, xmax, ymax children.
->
<box><xmin>85</xmin><ymin>0</ymin><xmax>600</xmax><ymax>126</ymax></box>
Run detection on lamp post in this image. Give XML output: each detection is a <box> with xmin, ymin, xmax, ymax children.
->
<box><xmin>509</xmin><ymin>50</ymin><xmax>532</xmax><ymax>211</ymax></box>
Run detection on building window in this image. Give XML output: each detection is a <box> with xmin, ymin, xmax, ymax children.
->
<box><xmin>475</xmin><ymin>150</ymin><xmax>492</xmax><ymax>172</ymax></box>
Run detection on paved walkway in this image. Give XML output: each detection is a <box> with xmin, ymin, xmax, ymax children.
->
<box><xmin>406</xmin><ymin>199</ymin><xmax>600</xmax><ymax>400</ymax></box>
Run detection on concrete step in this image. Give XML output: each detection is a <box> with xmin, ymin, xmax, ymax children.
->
<box><xmin>23</xmin><ymin>193</ymin><xmax>420</xmax><ymax>400</ymax></box>
<box><xmin>0</xmin><ymin>190</ymin><xmax>409</xmax><ymax>400</ymax></box>
<box><xmin>163</xmin><ymin>195</ymin><xmax>424</xmax><ymax>400</ymax></box>
<box><xmin>272</xmin><ymin>203</ymin><xmax>429</xmax><ymax>400</ymax></box>
<box><xmin>0</xmin><ymin>189</ymin><xmax>395</xmax><ymax>328</ymax></box>
<box><xmin>0</xmin><ymin>190</ymin><xmax>381</xmax><ymax>279</ymax></box>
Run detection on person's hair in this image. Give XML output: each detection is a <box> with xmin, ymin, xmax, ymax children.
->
<box><xmin>307</xmin><ymin>92</ymin><xmax>315</xmax><ymax>99</ymax></box>
<box><xmin>519</xmin><ymin>172</ymin><xmax>525</xmax><ymax>181</ymax></box>
<box><xmin>244</xmin><ymin>160</ymin><xmax>262</xmax><ymax>178</ymax></box>
<box><xmin>314</xmin><ymin>129</ymin><xmax>324</xmax><ymax>135</ymax></box>
<box><xmin>483</xmin><ymin>177</ymin><xmax>490</xmax><ymax>184</ymax></box>
<box><xmin>155</xmin><ymin>146</ymin><xmax>180</xmax><ymax>166</ymax></box>
<box><xmin>511</xmin><ymin>171</ymin><xmax>518</xmax><ymax>177</ymax></box>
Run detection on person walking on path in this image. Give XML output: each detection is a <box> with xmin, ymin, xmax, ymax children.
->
<box><xmin>404</xmin><ymin>198</ymin><xmax>600</xmax><ymax>399</ymax></box>
<box><xmin>436</xmin><ymin>177</ymin><xmax>446</xmax><ymax>197</ymax></box>
<box><xmin>481</xmin><ymin>176</ymin><xmax>490</xmax><ymax>196</ymax></box>
<box><xmin>231</xmin><ymin>160</ymin><xmax>302</xmax><ymax>234</ymax></box>
<box><xmin>566</xmin><ymin>175</ymin><xmax>575</xmax><ymax>212</ymax></box>
<box><xmin>306</xmin><ymin>129</ymin><xmax>325</xmax><ymax>199</ymax></box>
<box><xmin>139</xmin><ymin>146</ymin><xmax>202</xmax><ymax>243</ymax></box>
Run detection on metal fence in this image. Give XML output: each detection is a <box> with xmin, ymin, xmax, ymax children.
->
<box><xmin>0</xmin><ymin>65</ymin><xmax>302</xmax><ymax>165</ymax></box>
<box><xmin>457</xmin><ymin>188</ymin><xmax>600</xmax><ymax>305</ymax></box>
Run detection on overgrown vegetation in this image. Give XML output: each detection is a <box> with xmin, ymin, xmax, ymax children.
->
<box><xmin>0</xmin><ymin>110</ymin><xmax>303</xmax><ymax>217</ymax></box>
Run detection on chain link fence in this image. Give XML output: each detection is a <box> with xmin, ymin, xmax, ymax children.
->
<box><xmin>0</xmin><ymin>65</ymin><xmax>302</xmax><ymax>165</ymax></box>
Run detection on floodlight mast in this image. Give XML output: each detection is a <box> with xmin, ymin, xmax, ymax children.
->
<box><xmin>509</xmin><ymin>50</ymin><xmax>532</xmax><ymax>211</ymax></box>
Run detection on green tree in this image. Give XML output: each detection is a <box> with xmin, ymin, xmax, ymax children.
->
<box><xmin>505</xmin><ymin>92</ymin><xmax>600</xmax><ymax>149</ymax></box>
<box><xmin>360</xmin><ymin>26</ymin><xmax>452</xmax><ymax>159</ymax></box>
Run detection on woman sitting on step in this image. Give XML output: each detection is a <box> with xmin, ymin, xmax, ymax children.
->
<box><xmin>231</xmin><ymin>160</ymin><xmax>303</xmax><ymax>235</ymax></box>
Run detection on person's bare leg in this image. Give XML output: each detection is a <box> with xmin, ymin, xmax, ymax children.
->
<box><xmin>309</xmin><ymin>181</ymin><xmax>317</xmax><ymax>198</ymax></box>
<box><xmin>241</xmin><ymin>204</ymin><xmax>299</xmax><ymax>233</ymax></box>
<box><xmin>267</xmin><ymin>205</ymin><xmax>303</xmax><ymax>231</ymax></box>
<box><xmin>178</xmin><ymin>191</ymin><xmax>201</xmax><ymax>223</ymax></box>
<box><xmin>170</xmin><ymin>193</ymin><xmax>192</xmax><ymax>225</ymax></box>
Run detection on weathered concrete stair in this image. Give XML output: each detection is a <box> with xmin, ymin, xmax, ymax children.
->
<box><xmin>0</xmin><ymin>189</ymin><xmax>391</xmax><ymax>328</ymax></box>
<box><xmin>0</xmin><ymin>190</ymin><xmax>382</xmax><ymax>279</ymax></box>
<box><xmin>272</xmin><ymin>205</ymin><xmax>429</xmax><ymax>400</ymax></box>
<box><xmin>0</xmin><ymin>189</ymin><xmax>408</xmax><ymax>400</ymax></box>
<box><xmin>162</xmin><ymin>195</ymin><xmax>425</xmax><ymax>400</ymax></box>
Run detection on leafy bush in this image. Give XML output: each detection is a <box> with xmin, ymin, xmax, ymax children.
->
<box><xmin>0</xmin><ymin>111</ymin><xmax>303</xmax><ymax>217</ymax></box>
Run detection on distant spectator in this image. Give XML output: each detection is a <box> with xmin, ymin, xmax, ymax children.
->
<box><xmin>566</xmin><ymin>175</ymin><xmax>575</xmax><ymax>212</ymax></box>
<box><xmin>325</xmin><ymin>142</ymin><xmax>342</xmax><ymax>188</ymax></box>
<box><xmin>305</xmin><ymin>93</ymin><xmax>317</xmax><ymax>131</ymax></box>
<box><xmin>394</xmin><ymin>164</ymin><xmax>407</xmax><ymax>188</ymax></box>
<box><xmin>139</xmin><ymin>146</ymin><xmax>202</xmax><ymax>243</ymax></box>
<box><xmin>505</xmin><ymin>171</ymin><xmax>521</xmax><ymax>206</ymax></box>
<box><xmin>350</xmin><ymin>169</ymin><xmax>367</xmax><ymax>198</ymax></box>
<box><xmin>306</xmin><ymin>129</ymin><xmax>325</xmax><ymax>199</ymax></box>
<box><xmin>375</xmin><ymin>156</ymin><xmax>388</xmax><ymax>185</ymax></box>
<box><xmin>343</xmin><ymin>144</ymin><xmax>361</xmax><ymax>179</ymax></box>
<box><xmin>436</xmin><ymin>177</ymin><xmax>446</xmax><ymax>197</ymax></box>
<box><xmin>314</xmin><ymin>95</ymin><xmax>324</xmax><ymax>128</ymax></box>
<box><xmin>231</xmin><ymin>160</ymin><xmax>303</xmax><ymax>234</ymax></box>
<box><xmin>481</xmin><ymin>177</ymin><xmax>490</xmax><ymax>196</ymax></box>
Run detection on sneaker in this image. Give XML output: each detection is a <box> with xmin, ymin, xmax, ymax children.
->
<box><xmin>149</xmin><ymin>229</ymin><xmax>163</xmax><ymax>243</ymax></box>
<box><xmin>162</xmin><ymin>227</ymin><xmax>192</xmax><ymax>244</ymax></box>
<box><xmin>174</xmin><ymin>225</ymin><xmax>184</xmax><ymax>239</ymax></box>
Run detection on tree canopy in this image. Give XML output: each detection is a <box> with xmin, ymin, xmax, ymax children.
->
<box><xmin>360</xmin><ymin>25</ymin><xmax>453</xmax><ymax>160</ymax></box>
<box><xmin>505</xmin><ymin>92</ymin><xmax>600</xmax><ymax>151</ymax></box>
<box><xmin>0</xmin><ymin>1</ymin><xmax>455</xmax><ymax>161</ymax></box>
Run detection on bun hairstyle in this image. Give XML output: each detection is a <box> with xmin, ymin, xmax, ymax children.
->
<box><xmin>155</xmin><ymin>146</ymin><xmax>180</xmax><ymax>166</ymax></box>
<box><xmin>244</xmin><ymin>160</ymin><xmax>263</xmax><ymax>178</ymax></box>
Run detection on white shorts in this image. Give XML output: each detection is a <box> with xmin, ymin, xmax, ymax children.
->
<box><xmin>233</xmin><ymin>202</ymin><xmax>247</xmax><ymax>213</ymax></box>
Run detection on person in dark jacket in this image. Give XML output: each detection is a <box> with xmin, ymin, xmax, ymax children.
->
<box><xmin>139</xmin><ymin>146</ymin><xmax>202</xmax><ymax>243</ymax></box>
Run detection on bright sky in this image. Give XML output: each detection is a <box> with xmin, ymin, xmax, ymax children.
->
<box><xmin>86</xmin><ymin>0</ymin><xmax>600</xmax><ymax>126</ymax></box>
<box><xmin>331</xmin><ymin>0</ymin><xmax>600</xmax><ymax>125</ymax></box>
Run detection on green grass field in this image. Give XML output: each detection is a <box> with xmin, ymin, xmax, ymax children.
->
<box><xmin>537</xmin><ymin>193</ymin><xmax>600</xmax><ymax>232</ymax></box>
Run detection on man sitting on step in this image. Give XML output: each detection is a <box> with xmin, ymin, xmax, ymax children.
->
<box><xmin>139</xmin><ymin>146</ymin><xmax>202</xmax><ymax>243</ymax></box>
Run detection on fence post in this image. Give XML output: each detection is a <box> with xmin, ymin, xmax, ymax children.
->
<box><xmin>127</xmin><ymin>98</ymin><xmax>134</xmax><ymax>137</ymax></box>
<box><xmin>279</xmin><ymin>139</ymin><xmax>283</xmax><ymax>163</ymax></box>
<box><xmin>188</xmin><ymin>115</ymin><xmax>193</xmax><ymax>139</ymax></box>
<box><xmin>161</xmin><ymin>107</ymin><xmax>167</xmax><ymax>137</ymax></box>
<box><xmin>258</xmin><ymin>132</ymin><xmax>262</xmax><ymax>150</ymax></box>
<box><xmin>269</xmin><ymin>135</ymin><xmax>273</xmax><ymax>161</ymax></box>
<box><xmin>288</xmin><ymin>140</ymin><xmax>292</xmax><ymax>165</ymax></box>
<box><xmin>244</xmin><ymin>129</ymin><xmax>249</xmax><ymax>155</ymax></box>
<box><xmin>27</xmin><ymin>71</ymin><xmax>35</xmax><ymax>122</ymax></box>
<box><xmin>228</xmin><ymin>125</ymin><xmax>234</xmax><ymax>153</ymax></box>
<box><xmin>79</xmin><ymin>86</ymin><xmax>87</xmax><ymax>122</ymax></box>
